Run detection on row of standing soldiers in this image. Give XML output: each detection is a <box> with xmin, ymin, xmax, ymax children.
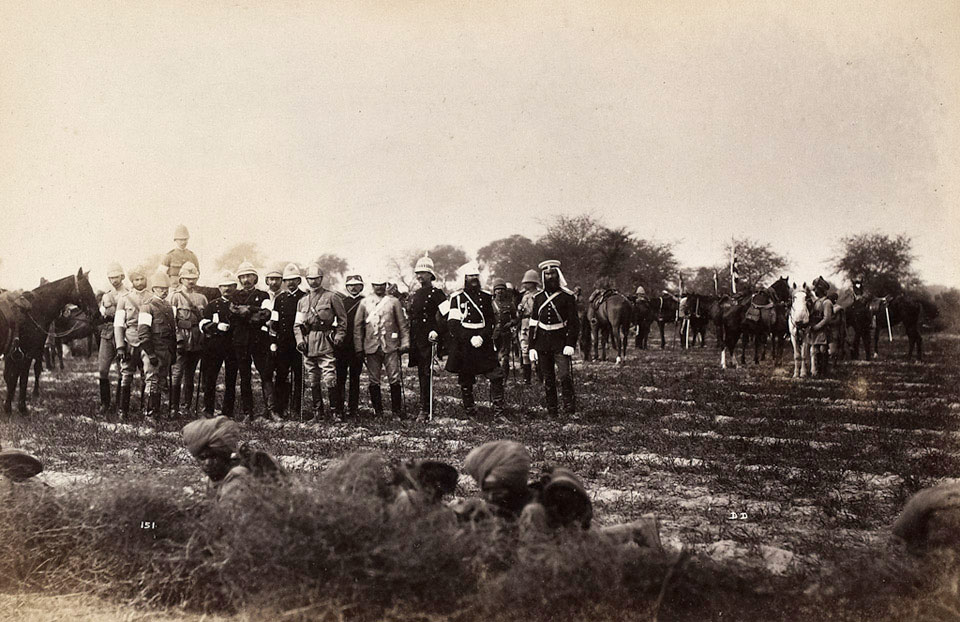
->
<box><xmin>94</xmin><ymin>252</ymin><xmax>581</xmax><ymax>422</ymax></box>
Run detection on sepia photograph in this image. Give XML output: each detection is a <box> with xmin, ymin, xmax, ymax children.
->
<box><xmin>1</xmin><ymin>1</ymin><xmax>959</xmax><ymax>620</ymax></box>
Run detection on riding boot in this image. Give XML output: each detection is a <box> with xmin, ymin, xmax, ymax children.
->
<box><xmin>143</xmin><ymin>389</ymin><xmax>155</xmax><ymax>419</ymax></box>
<box><xmin>522</xmin><ymin>364</ymin><xmax>532</xmax><ymax>385</ymax></box>
<box><xmin>460</xmin><ymin>385</ymin><xmax>476</xmax><ymax>417</ymax></box>
<box><xmin>153</xmin><ymin>390</ymin><xmax>163</xmax><ymax>419</ymax></box>
<box><xmin>327</xmin><ymin>387</ymin><xmax>341</xmax><ymax>422</ymax></box>
<box><xmin>369</xmin><ymin>384</ymin><xmax>384</xmax><ymax>417</ymax></box>
<box><xmin>561</xmin><ymin>377</ymin><xmax>577</xmax><ymax>414</ymax></box>
<box><xmin>490</xmin><ymin>378</ymin><xmax>505</xmax><ymax>417</ymax></box>
<box><xmin>544</xmin><ymin>378</ymin><xmax>559</xmax><ymax>417</ymax></box>
<box><xmin>171</xmin><ymin>384</ymin><xmax>181</xmax><ymax>417</ymax></box>
<box><xmin>98</xmin><ymin>379</ymin><xmax>112</xmax><ymax>415</ymax></box>
<box><xmin>390</xmin><ymin>383</ymin><xmax>405</xmax><ymax>418</ymax></box>
<box><xmin>309</xmin><ymin>383</ymin><xmax>323</xmax><ymax>420</ymax></box>
<box><xmin>119</xmin><ymin>384</ymin><xmax>132</xmax><ymax>419</ymax></box>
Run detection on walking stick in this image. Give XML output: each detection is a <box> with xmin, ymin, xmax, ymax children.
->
<box><xmin>429</xmin><ymin>342</ymin><xmax>436</xmax><ymax>421</ymax></box>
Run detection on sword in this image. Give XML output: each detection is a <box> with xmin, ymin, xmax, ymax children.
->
<box><xmin>429</xmin><ymin>342</ymin><xmax>436</xmax><ymax>421</ymax></box>
<box><xmin>194</xmin><ymin>357</ymin><xmax>203</xmax><ymax>414</ymax></box>
<box><xmin>885</xmin><ymin>305</ymin><xmax>893</xmax><ymax>342</ymax></box>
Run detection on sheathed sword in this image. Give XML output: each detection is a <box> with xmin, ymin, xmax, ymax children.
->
<box><xmin>429</xmin><ymin>342</ymin><xmax>436</xmax><ymax>421</ymax></box>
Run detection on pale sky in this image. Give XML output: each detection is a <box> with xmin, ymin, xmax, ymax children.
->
<box><xmin>1</xmin><ymin>1</ymin><xmax>957</xmax><ymax>291</ymax></box>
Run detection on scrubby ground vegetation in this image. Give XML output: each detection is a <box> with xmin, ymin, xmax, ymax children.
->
<box><xmin>2</xmin><ymin>335</ymin><xmax>960</xmax><ymax>620</ymax></box>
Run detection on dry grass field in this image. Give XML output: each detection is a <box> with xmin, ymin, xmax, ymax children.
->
<box><xmin>2</xmin><ymin>333</ymin><xmax>959</xmax><ymax>621</ymax></box>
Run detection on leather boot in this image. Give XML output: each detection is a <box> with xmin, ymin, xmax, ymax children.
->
<box><xmin>98</xmin><ymin>379</ymin><xmax>112</xmax><ymax>415</ymax></box>
<box><xmin>171</xmin><ymin>383</ymin><xmax>181</xmax><ymax>417</ymax></box>
<box><xmin>143</xmin><ymin>389</ymin><xmax>155</xmax><ymax>419</ymax></box>
<box><xmin>309</xmin><ymin>384</ymin><xmax>323</xmax><ymax>420</ymax></box>
<box><xmin>369</xmin><ymin>384</ymin><xmax>384</xmax><ymax>416</ymax></box>
<box><xmin>522</xmin><ymin>364</ymin><xmax>532</xmax><ymax>385</ymax></box>
<box><xmin>119</xmin><ymin>384</ymin><xmax>132</xmax><ymax>420</ymax></box>
<box><xmin>459</xmin><ymin>384</ymin><xmax>475</xmax><ymax>417</ymax></box>
<box><xmin>490</xmin><ymin>377</ymin><xmax>505</xmax><ymax>417</ymax></box>
<box><xmin>561</xmin><ymin>377</ymin><xmax>576</xmax><ymax>414</ymax></box>
<box><xmin>390</xmin><ymin>383</ymin><xmax>404</xmax><ymax>418</ymax></box>
<box><xmin>328</xmin><ymin>387</ymin><xmax>341</xmax><ymax>422</ymax></box>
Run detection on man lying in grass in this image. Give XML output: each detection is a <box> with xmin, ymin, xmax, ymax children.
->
<box><xmin>181</xmin><ymin>416</ymin><xmax>282</xmax><ymax>502</ymax></box>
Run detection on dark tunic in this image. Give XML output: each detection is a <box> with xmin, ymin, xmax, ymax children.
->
<box><xmin>274</xmin><ymin>289</ymin><xmax>306</xmax><ymax>351</ymax></box>
<box><xmin>228</xmin><ymin>288</ymin><xmax>271</xmax><ymax>351</ymax></box>
<box><xmin>407</xmin><ymin>285</ymin><xmax>447</xmax><ymax>367</ymax></box>
<box><xmin>529</xmin><ymin>288</ymin><xmax>580</xmax><ymax>354</ymax></box>
<box><xmin>445</xmin><ymin>288</ymin><xmax>498</xmax><ymax>376</ymax></box>
<box><xmin>336</xmin><ymin>292</ymin><xmax>365</xmax><ymax>355</ymax></box>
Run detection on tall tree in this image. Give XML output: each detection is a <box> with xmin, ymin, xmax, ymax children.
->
<box><xmin>424</xmin><ymin>244</ymin><xmax>468</xmax><ymax>284</ymax></box>
<box><xmin>537</xmin><ymin>214</ymin><xmax>605</xmax><ymax>288</ymax></box>
<box><xmin>624</xmin><ymin>239</ymin><xmax>679</xmax><ymax>294</ymax></box>
<box><xmin>214</xmin><ymin>242</ymin><xmax>267</xmax><ymax>274</ymax></box>
<box><xmin>830</xmin><ymin>233</ymin><xmax>919</xmax><ymax>295</ymax></box>
<box><xmin>723</xmin><ymin>238</ymin><xmax>790</xmax><ymax>290</ymax></box>
<box><xmin>314</xmin><ymin>253</ymin><xmax>349</xmax><ymax>287</ymax></box>
<box><xmin>477</xmin><ymin>235</ymin><xmax>542</xmax><ymax>284</ymax></box>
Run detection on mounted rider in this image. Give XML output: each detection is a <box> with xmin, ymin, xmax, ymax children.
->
<box><xmin>528</xmin><ymin>260</ymin><xmax>580</xmax><ymax>416</ymax></box>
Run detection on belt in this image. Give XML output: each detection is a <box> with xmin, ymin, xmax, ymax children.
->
<box><xmin>461</xmin><ymin>322</ymin><xmax>485</xmax><ymax>329</ymax></box>
<box><xmin>537</xmin><ymin>322</ymin><xmax>567</xmax><ymax>331</ymax></box>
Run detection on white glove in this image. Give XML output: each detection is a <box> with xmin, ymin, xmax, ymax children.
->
<box><xmin>270</xmin><ymin>343</ymin><xmax>277</xmax><ymax>352</ymax></box>
<box><xmin>562</xmin><ymin>346</ymin><xmax>575</xmax><ymax>357</ymax></box>
<box><xmin>470</xmin><ymin>335</ymin><xmax>483</xmax><ymax>348</ymax></box>
<box><xmin>528</xmin><ymin>349</ymin><xmax>538</xmax><ymax>362</ymax></box>
<box><xmin>217</xmin><ymin>322</ymin><xmax>230</xmax><ymax>332</ymax></box>
<box><xmin>428</xmin><ymin>330</ymin><xmax>438</xmax><ymax>342</ymax></box>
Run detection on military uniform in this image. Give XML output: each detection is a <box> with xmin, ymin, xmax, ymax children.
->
<box><xmin>294</xmin><ymin>279</ymin><xmax>347</xmax><ymax>419</ymax></box>
<box><xmin>407</xmin><ymin>283</ymin><xmax>447</xmax><ymax>415</ymax></box>
<box><xmin>167</xmin><ymin>263</ymin><xmax>207</xmax><ymax>417</ymax></box>
<box><xmin>529</xmin><ymin>260</ymin><xmax>580</xmax><ymax>415</ymax></box>
<box><xmin>445</xmin><ymin>263</ymin><xmax>504</xmax><ymax>415</ymax></box>
<box><xmin>97</xmin><ymin>263</ymin><xmax>128</xmax><ymax>414</ymax></box>
<box><xmin>137</xmin><ymin>277</ymin><xmax>176</xmax><ymax>418</ymax></box>
<box><xmin>228</xmin><ymin>266</ymin><xmax>276</xmax><ymax>418</ymax></box>
<box><xmin>354</xmin><ymin>286</ymin><xmax>410</xmax><ymax>417</ymax></box>
<box><xmin>335</xmin><ymin>278</ymin><xmax>365</xmax><ymax>418</ymax></box>
<box><xmin>492</xmin><ymin>281</ymin><xmax>519</xmax><ymax>379</ymax></box>
<box><xmin>114</xmin><ymin>283</ymin><xmax>149</xmax><ymax>417</ymax></box>
<box><xmin>160</xmin><ymin>224</ymin><xmax>199</xmax><ymax>279</ymax></box>
<box><xmin>517</xmin><ymin>269</ymin><xmax>542</xmax><ymax>385</ymax></box>
<box><xmin>200</xmin><ymin>277</ymin><xmax>238</xmax><ymax>417</ymax></box>
<box><xmin>273</xmin><ymin>265</ymin><xmax>306</xmax><ymax>417</ymax></box>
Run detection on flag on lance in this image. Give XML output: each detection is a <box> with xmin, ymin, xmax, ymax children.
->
<box><xmin>730</xmin><ymin>247</ymin><xmax>740</xmax><ymax>294</ymax></box>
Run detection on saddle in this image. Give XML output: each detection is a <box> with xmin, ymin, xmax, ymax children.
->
<box><xmin>589</xmin><ymin>289</ymin><xmax>619</xmax><ymax>310</ymax></box>
<box><xmin>0</xmin><ymin>290</ymin><xmax>31</xmax><ymax>355</ymax></box>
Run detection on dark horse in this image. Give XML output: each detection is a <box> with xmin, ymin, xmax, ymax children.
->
<box><xmin>2</xmin><ymin>269</ymin><xmax>99</xmax><ymax>415</ymax></box>
<box><xmin>654</xmin><ymin>294</ymin><xmax>679</xmax><ymax>349</ymax></box>
<box><xmin>871</xmin><ymin>295</ymin><xmax>937</xmax><ymax>361</ymax></box>
<box><xmin>718</xmin><ymin>277</ymin><xmax>791</xmax><ymax>368</ymax></box>
<box><xmin>587</xmin><ymin>291</ymin><xmax>633</xmax><ymax>363</ymax></box>
<box><xmin>678</xmin><ymin>293</ymin><xmax>715</xmax><ymax>349</ymax></box>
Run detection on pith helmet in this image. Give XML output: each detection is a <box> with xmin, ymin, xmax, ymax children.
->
<box><xmin>345</xmin><ymin>274</ymin><xmax>364</xmax><ymax>286</ymax></box>
<box><xmin>106</xmin><ymin>262</ymin><xmax>124</xmax><ymax>279</ymax></box>
<box><xmin>460</xmin><ymin>261</ymin><xmax>481</xmax><ymax>278</ymax></box>
<box><xmin>148</xmin><ymin>273</ymin><xmax>171</xmax><ymax>290</ymax></box>
<box><xmin>236</xmin><ymin>261</ymin><xmax>258</xmax><ymax>278</ymax></box>
<box><xmin>179</xmin><ymin>261</ymin><xmax>200</xmax><ymax>280</ymax></box>
<box><xmin>282</xmin><ymin>263</ymin><xmax>301</xmax><ymax>281</ymax></box>
<box><xmin>174</xmin><ymin>224</ymin><xmax>190</xmax><ymax>239</ymax></box>
<box><xmin>369</xmin><ymin>274</ymin><xmax>388</xmax><ymax>285</ymax></box>
<box><xmin>492</xmin><ymin>278</ymin><xmax>506</xmax><ymax>291</ymax></box>
<box><xmin>521</xmin><ymin>269</ymin><xmax>540</xmax><ymax>286</ymax></box>
<box><xmin>414</xmin><ymin>255</ymin><xmax>437</xmax><ymax>279</ymax></box>
<box><xmin>217</xmin><ymin>270</ymin><xmax>239</xmax><ymax>287</ymax></box>
<box><xmin>265</xmin><ymin>263</ymin><xmax>284</xmax><ymax>279</ymax></box>
<box><xmin>305</xmin><ymin>263</ymin><xmax>324</xmax><ymax>279</ymax></box>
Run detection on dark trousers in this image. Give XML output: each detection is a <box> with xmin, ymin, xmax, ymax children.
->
<box><xmin>335</xmin><ymin>350</ymin><xmax>363</xmax><ymax>414</ymax></box>
<box><xmin>274</xmin><ymin>346</ymin><xmax>302</xmax><ymax>416</ymax></box>
<box><xmin>203</xmin><ymin>342</ymin><xmax>237</xmax><ymax>416</ymax></box>
<box><xmin>416</xmin><ymin>358</ymin><xmax>432</xmax><ymax>413</ymax></box>
<box><xmin>235</xmin><ymin>344</ymin><xmax>276</xmax><ymax>414</ymax></box>
<box><xmin>538</xmin><ymin>350</ymin><xmax>575</xmax><ymax>414</ymax></box>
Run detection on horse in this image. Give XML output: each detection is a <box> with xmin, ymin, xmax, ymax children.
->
<box><xmin>653</xmin><ymin>294</ymin><xmax>679</xmax><ymax>349</ymax></box>
<box><xmin>2</xmin><ymin>269</ymin><xmax>100</xmax><ymax>415</ymax></box>
<box><xmin>787</xmin><ymin>285</ymin><xmax>811</xmax><ymax>378</ymax></box>
<box><xmin>631</xmin><ymin>296</ymin><xmax>654</xmax><ymax>349</ymax></box>
<box><xmin>718</xmin><ymin>291</ymin><xmax>751</xmax><ymax>369</ymax></box>
<box><xmin>871</xmin><ymin>295</ymin><xmax>937</xmax><ymax>361</ymax></box>
<box><xmin>678</xmin><ymin>293</ymin><xmax>715</xmax><ymax>349</ymax></box>
<box><xmin>586</xmin><ymin>290</ymin><xmax>633</xmax><ymax>363</ymax></box>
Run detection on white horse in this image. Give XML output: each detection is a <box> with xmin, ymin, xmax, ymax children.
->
<box><xmin>787</xmin><ymin>285</ymin><xmax>811</xmax><ymax>378</ymax></box>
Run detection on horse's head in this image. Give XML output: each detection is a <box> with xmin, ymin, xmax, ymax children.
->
<box><xmin>74</xmin><ymin>268</ymin><xmax>100</xmax><ymax>321</ymax></box>
<box><xmin>769</xmin><ymin>276</ymin><xmax>791</xmax><ymax>302</ymax></box>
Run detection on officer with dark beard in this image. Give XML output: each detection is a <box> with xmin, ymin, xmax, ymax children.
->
<box><xmin>407</xmin><ymin>255</ymin><xmax>447</xmax><ymax>421</ymax></box>
<box><xmin>273</xmin><ymin>264</ymin><xmax>306</xmax><ymax>418</ymax></box>
<box><xmin>445</xmin><ymin>262</ymin><xmax>505</xmax><ymax>417</ymax></box>
<box><xmin>528</xmin><ymin>260</ymin><xmax>579</xmax><ymax>417</ymax></box>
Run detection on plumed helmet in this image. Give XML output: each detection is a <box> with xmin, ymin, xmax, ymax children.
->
<box><xmin>106</xmin><ymin>262</ymin><xmax>124</xmax><ymax>279</ymax></box>
<box><xmin>264</xmin><ymin>263</ymin><xmax>284</xmax><ymax>278</ymax></box>
<box><xmin>236</xmin><ymin>261</ymin><xmax>258</xmax><ymax>278</ymax></box>
<box><xmin>174</xmin><ymin>224</ymin><xmax>190</xmax><ymax>239</ymax></box>
<box><xmin>282</xmin><ymin>263</ymin><xmax>302</xmax><ymax>281</ymax></box>
<box><xmin>344</xmin><ymin>274</ymin><xmax>364</xmax><ymax>286</ymax></box>
<box><xmin>305</xmin><ymin>263</ymin><xmax>324</xmax><ymax>279</ymax></box>
<box><xmin>217</xmin><ymin>270</ymin><xmax>239</xmax><ymax>287</ymax></box>
<box><xmin>414</xmin><ymin>255</ymin><xmax>437</xmax><ymax>279</ymax></box>
<box><xmin>148</xmin><ymin>273</ymin><xmax>171</xmax><ymax>290</ymax></box>
<box><xmin>521</xmin><ymin>269</ymin><xmax>541</xmax><ymax>286</ymax></box>
<box><xmin>178</xmin><ymin>261</ymin><xmax>200</xmax><ymax>280</ymax></box>
<box><xmin>492</xmin><ymin>278</ymin><xmax>506</xmax><ymax>291</ymax></box>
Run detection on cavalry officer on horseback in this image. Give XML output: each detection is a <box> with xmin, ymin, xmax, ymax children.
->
<box><xmin>97</xmin><ymin>262</ymin><xmax>128</xmax><ymax>415</ymax></box>
<box><xmin>517</xmin><ymin>269</ymin><xmax>542</xmax><ymax>385</ymax></box>
<box><xmin>528</xmin><ymin>260</ymin><xmax>580</xmax><ymax>417</ymax></box>
<box><xmin>199</xmin><ymin>271</ymin><xmax>239</xmax><ymax>417</ymax></box>
<box><xmin>114</xmin><ymin>267</ymin><xmax>149</xmax><ymax>419</ymax></box>
<box><xmin>159</xmin><ymin>224</ymin><xmax>200</xmax><ymax>281</ymax></box>
<box><xmin>294</xmin><ymin>263</ymin><xmax>347</xmax><ymax>421</ymax></box>
<box><xmin>808</xmin><ymin>278</ymin><xmax>834</xmax><ymax>377</ymax></box>
<box><xmin>407</xmin><ymin>255</ymin><xmax>447</xmax><ymax>420</ymax></box>
<box><xmin>167</xmin><ymin>262</ymin><xmax>207</xmax><ymax>417</ymax></box>
<box><xmin>445</xmin><ymin>261</ymin><xmax>505</xmax><ymax>418</ymax></box>
<box><xmin>229</xmin><ymin>262</ymin><xmax>277</xmax><ymax>421</ymax></box>
<box><xmin>273</xmin><ymin>264</ymin><xmax>306</xmax><ymax>418</ymax></box>
<box><xmin>334</xmin><ymin>273</ymin><xmax>366</xmax><ymax>419</ymax></box>
<box><xmin>137</xmin><ymin>273</ymin><xmax>176</xmax><ymax>419</ymax></box>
